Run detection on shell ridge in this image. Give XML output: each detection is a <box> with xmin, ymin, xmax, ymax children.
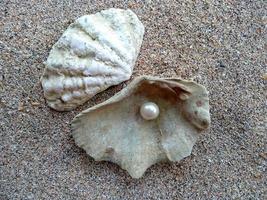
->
<box><xmin>71</xmin><ymin>22</ymin><xmax>132</xmax><ymax>75</ymax></box>
<box><xmin>98</xmin><ymin>9</ymin><xmax>138</xmax><ymax>58</ymax></box>
<box><xmin>66</xmin><ymin>25</ymin><xmax>130</xmax><ymax>68</ymax></box>
<box><xmin>76</xmin><ymin>15</ymin><xmax>132</xmax><ymax>65</ymax></box>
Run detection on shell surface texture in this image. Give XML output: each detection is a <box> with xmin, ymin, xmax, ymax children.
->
<box><xmin>41</xmin><ymin>8</ymin><xmax>145</xmax><ymax>111</ymax></box>
<box><xmin>72</xmin><ymin>76</ymin><xmax>211</xmax><ymax>178</ymax></box>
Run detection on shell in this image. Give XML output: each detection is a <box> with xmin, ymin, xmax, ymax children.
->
<box><xmin>41</xmin><ymin>8</ymin><xmax>145</xmax><ymax>111</ymax></box>
<box><xmin>71</xmin><ymin>76</ymin><xmax>211</xmax><ymax>178</ymax></box>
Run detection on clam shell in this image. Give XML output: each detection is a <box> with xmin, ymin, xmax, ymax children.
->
<box><xmin>71</xmin><ymin>76</ymin><xmax>211</xmax><ymax>178</ymax></box>
<box><xmin>41</xmin><ymin>8</ymin><xmax>144</xmax><ymax>111</ymax></box>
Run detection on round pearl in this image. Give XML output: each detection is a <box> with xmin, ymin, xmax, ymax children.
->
<box><xmin>140</xmin><ymin>102</ymin><xmax>159</xmax><ymax>120</ymax></box>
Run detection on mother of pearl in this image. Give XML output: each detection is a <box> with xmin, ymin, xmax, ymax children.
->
<box><xmin>140</xmin><ymin>102</ymin><xmax>160</xmax><ymax>120</ymax></box>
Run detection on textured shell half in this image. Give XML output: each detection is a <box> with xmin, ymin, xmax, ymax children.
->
<box><xmin>41</xmin><ymin>8</ymin><xmax>145</xmax><ymax>111</ymax></box>
<box><xmin>71</xmin><ymin>76</ymin><xmax>211</xmax><ymax>178</ymax></box>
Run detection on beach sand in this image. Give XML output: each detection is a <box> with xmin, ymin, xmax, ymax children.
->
<box><xmin>1</xmin><ymin>0</ymin><xmax>266</xmax><ymax>199</ymax></box>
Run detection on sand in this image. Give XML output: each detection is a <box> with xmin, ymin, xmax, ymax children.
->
<box><xmin>1</xmin><ymin>0</ymin><xmax>266</xmax><ymax>199</ymax></box>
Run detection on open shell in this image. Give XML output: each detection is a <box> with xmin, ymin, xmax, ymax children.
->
<box><xmin>41</xmin><ymin>8</ymin><xmax>144</xmax><ymax>111</ymax></box>
<box><xmin>71</xmin><ymin>76</ymin><xmax>211</xmax><ymax>178</ymax></box>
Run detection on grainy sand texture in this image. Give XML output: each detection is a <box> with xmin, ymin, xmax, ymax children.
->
<box><xmin>1</xmin><ymin>0</ymin><xmax>266</xmax><ymax>199</ymax></box>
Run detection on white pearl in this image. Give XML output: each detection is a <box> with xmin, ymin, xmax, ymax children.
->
<box><xmin>140</xmin><ymin>102</ymin><xmax>159</xmax><ymax>120</ymax></box>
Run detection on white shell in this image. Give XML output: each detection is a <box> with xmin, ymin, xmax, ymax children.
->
<box><xmin>41</xmin><ymin>8</ymin><xmax>145</xmax><ymax>111</ymax></box>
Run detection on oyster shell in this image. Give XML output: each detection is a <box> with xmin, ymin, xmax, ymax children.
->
<box><xmin>71</xmin><ymin>76</ymin><xmax>211</xmax><ymax>178</ymax></box>
<box><xmin>41</xmin><ymin>8</ymin><xmax>145</xmax><ymax>111</ymax></box>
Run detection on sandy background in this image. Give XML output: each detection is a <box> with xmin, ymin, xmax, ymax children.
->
<box><xmin>1</xmin><ymin>0</ymin><xmax>266</xmax><ymax>199</ymax></box>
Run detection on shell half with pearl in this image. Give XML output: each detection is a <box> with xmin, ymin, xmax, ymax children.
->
<box><xmin>71</xmin><ymin>76</ymin><xmax>211</xmax><ymax>178</ymax></box>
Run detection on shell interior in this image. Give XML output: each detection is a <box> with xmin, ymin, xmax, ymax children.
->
<box><xmin>72</xmin><ymin>76</ymin><xmax>211</xmax><ymax>178</ymax></box>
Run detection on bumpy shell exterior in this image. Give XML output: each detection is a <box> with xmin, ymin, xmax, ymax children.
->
<box><xmin>71</xmin><ymin>76</ymin><xmax>211</xmax><ymax>178</ymax></box>
<box><xmin>41</xmin><ymin>8</ymin><xmax>144</xmax><ymax>111</ymax></box>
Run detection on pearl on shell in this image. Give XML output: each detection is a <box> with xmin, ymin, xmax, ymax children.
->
<box><xmin>140</xmin><ymin>102</ymin><xmax>159</xmax><ymax>120</ymax></box>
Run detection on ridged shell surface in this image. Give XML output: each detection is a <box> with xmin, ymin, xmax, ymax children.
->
<box><xmin>41</xmin><ymin>8</ymin><xmax>145</xmax><ymax>111</ymax></box>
